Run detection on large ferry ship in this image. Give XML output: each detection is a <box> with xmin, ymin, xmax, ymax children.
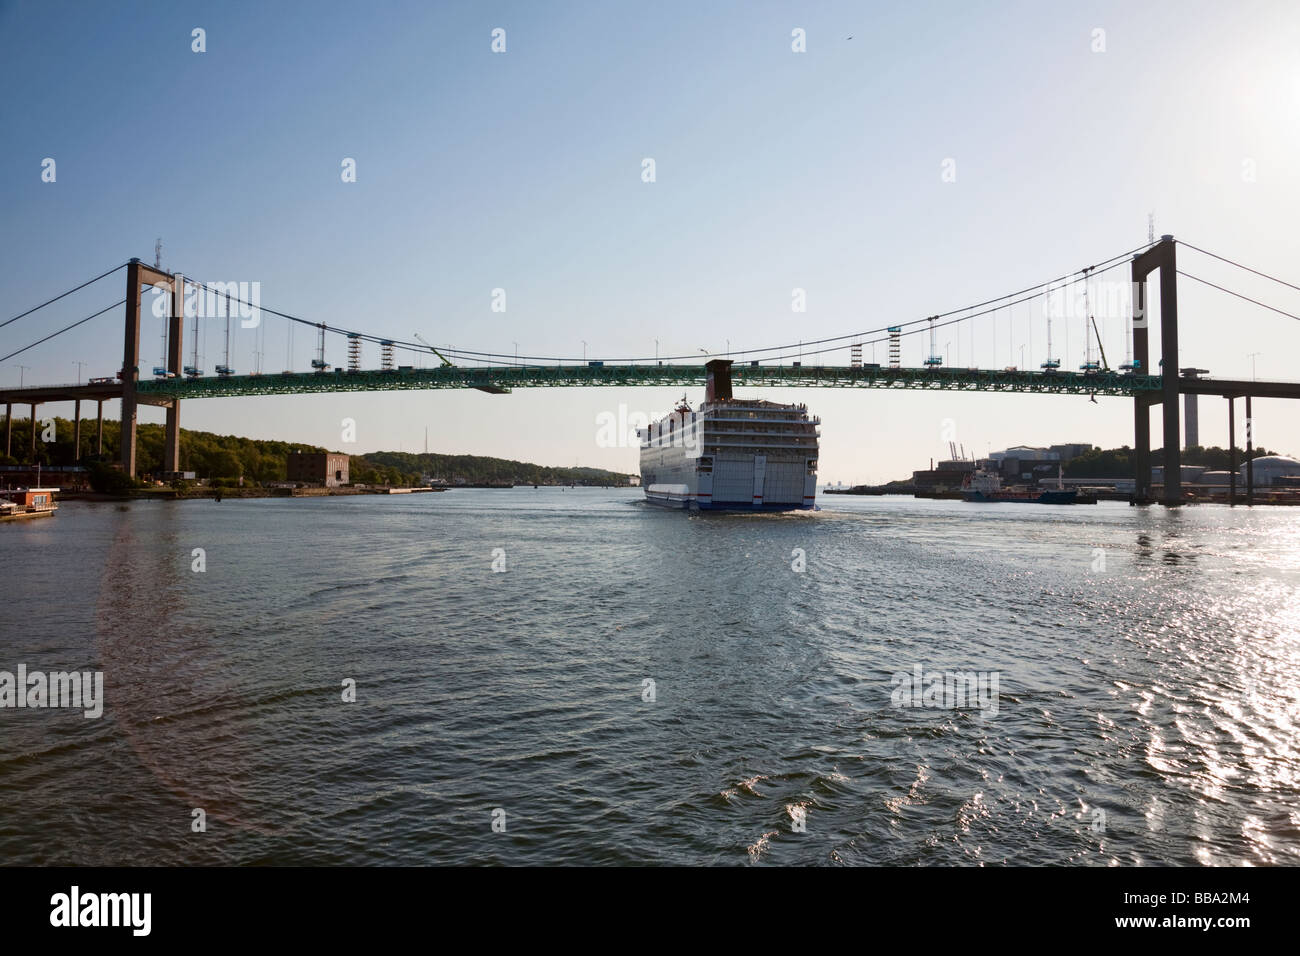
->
<box><xmin>639</xmin><ymin>360</ymin><xmax>819</xmax><ymax>510</ymax></box>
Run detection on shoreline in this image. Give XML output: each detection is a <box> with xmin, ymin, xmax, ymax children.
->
<box><xmin>58</xmin><ymin>485</ymin><xmax>445</xmax><ymax>502</ymax></box>
<box><xmin>56</xmin><ymin>484</ymin><xmax>632</xmax><ymax>503</ymax></box>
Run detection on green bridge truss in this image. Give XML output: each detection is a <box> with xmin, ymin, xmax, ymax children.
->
<box><xmin>133</xmin><ymin>364</ymin><xmax>1162</xmax><ymax>399</ymax></box>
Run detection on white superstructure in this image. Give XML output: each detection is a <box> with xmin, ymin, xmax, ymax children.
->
<box><xmin>639</xmin><ymin>361</ymin><xmax>819</xmax><ymax>510</ymax></box>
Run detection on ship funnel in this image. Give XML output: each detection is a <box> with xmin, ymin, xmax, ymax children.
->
<box><xmin>705</xmin><ymin>359</ymin><xmax>733</xmax><ymax>402</ymax></box>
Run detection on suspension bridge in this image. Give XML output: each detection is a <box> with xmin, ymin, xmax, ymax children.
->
<box><xmin>4</xmin><ymin>235</ymin><xmax>1300</xmax><ymax>506</ymax></box>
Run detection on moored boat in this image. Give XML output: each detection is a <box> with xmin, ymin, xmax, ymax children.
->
<box><xmin>0</xmin><ymin>486</ymin><xmax>59</xmax><ymax>521</ymax></box>
<box><xmin>961</xmin><ymin>467</ymin><xmax>1076</xmax><ymax>504</ymax></box>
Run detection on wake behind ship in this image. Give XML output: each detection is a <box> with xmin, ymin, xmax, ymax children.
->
<box><xmin>639</xmin><ymin>360</ymin><xmax>819</xmax><ymax>510</ymax></box>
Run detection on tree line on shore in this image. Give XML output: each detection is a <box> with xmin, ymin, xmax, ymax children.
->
<box><xmin>364</xmin><ymin>450</ymin><xmax>630</xmax><ymax>486</ymax></box>
<box><xmin>1061</xmin><ymin>444</ymin><xmax>1280</xmax><ymax>478</ymax></box>
<box><xmin>0</xmin><ymin>417</ymin><xmax>630</xmax><ymax>490</ymax></box>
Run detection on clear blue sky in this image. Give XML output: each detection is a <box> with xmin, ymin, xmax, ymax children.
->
<box><xmin>3</xmin><ymin>0</ymin><xmax>1299</xmax><ymax>481</ymax></box>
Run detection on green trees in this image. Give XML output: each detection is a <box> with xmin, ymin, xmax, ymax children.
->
<box><xmin>1062</xmin><ymin>446</ymin><xmax>1133</xmax><ymax>478</ymax></box>
<box><xmin>1063</xmin><ymin>444</ymin><xmax>1280</xmax><ymax>478</ymax></box>
<box><xmin>1</xmin><ymin>415</ymin><xmax>629</xmax><ymax>486</ymax></box>
<box><xmin>363</xmin><ymin>451</ymin><xmax>629</xmax><ymax>485</ymax></box>
<box><xmin>85</xmin><ymin>460</ymin><xmax>140</xmax><ymax>494</ymax></box>
<box><xmin>1176</xmin><ymin>445</ymin><xmax>1277</xmax><ymax>472</ymax></box>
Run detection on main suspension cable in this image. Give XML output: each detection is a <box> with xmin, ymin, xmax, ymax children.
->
<box><xmin>1179</xmin><ymin>242</ymin><xmax>1300</xmax><ymax>295</ymax></box>
<box><xmin>0</xmin><ymin>299</ymin><xmax>127</xmax><ymax>364</ymax></box>
<box><xmin>1176</xmin><ymin>271</ymin><xmax>1300</xmax><ymax>323</ymax></box>
<box><xmin>0</xmin><ymin>262</ymin><xmax>129</xmax><ymax>330</ymax></box>
<box><xmin>186</xmin><ymin>244</ymin><xmax>1149</xmax><ymax>367</ymax></box>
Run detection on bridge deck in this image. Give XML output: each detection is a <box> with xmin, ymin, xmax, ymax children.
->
<box><xmin>6</xmin><ymin>366</ymin><xmax>1299</xmax><ymax>404</ymax></box>
<box><xmin>113</xmin><ymin>364</ymin><xmax>1165</xmax><ymax>399</ymax></box>
<box><xmin>0</xmin><ymin>381</ymin><xmax>125</xmax><ymax>404</ymax></box>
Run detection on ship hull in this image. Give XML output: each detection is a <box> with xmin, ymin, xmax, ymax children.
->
<box><xmin>643</xmin><ymin>471</ymin><xmax>817</xmax><ymax>511</ymax></box>
<box><xmin>643</xmin><ymin>489</ymin><xmax>814</xmax><ymax>511</ymax></box>
<box><xmin>962</xmin><ymin>489</ymin><xmax>1077</xmax><ymax>504</ymax></box>
<box><xmin>639</xmin><ymin>394</ymin><xmax>819</xmax><ymax>512</ymax></box>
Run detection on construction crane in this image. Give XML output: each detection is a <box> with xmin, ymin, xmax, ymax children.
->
<box><xmin>413</xmin><ymin>332</ymin><xmax>509</xmax><ymax>394</ymax></box>
<box><xmin>413</xmin><ymin>332</ymin><xmax>454</xmax><ymax>368</ymax></box>
<box><xmin>1090</xmin><ymin>315</ymin><xmax>1110</xmax><ymax>371</ymax></box>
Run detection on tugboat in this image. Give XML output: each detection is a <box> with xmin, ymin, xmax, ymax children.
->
<box><xmin>961</xmin><ymin>465</ymin><xmax>1076</xmax><ymax>504</ymax></box>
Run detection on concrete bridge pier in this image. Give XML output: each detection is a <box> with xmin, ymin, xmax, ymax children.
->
<box><xmin>1133</xmin><ymin>394</ymin><xmax>1152</xmax><ymax>502</ymax></box>
<box><xmin>29</xmin><ymin>403</ymin><xmax>37</xmax><ymax>462</ymax></box>
<box><xmin>1246</xmin><ymin>395</ymin><xmax>1254</xmax><ymax>506</ymax></box>
<box><xmin>1229</xmin><ymin>397</ymin><xmax>1237</xmax><ymax>506</ymax></box>
<box><xmin>73</xmin><ymin>399</ymin><xmax>81</xmax><ymax>464</ymax></box>
<box><xmin>96</xmin><ymin>399</ymin><xmax>103</xmax><ymax>456</ymax></box>
<box><xmin>4</xmin><ymin>403</ymin><xmax>9</xmax><ymax>458</ymax></box>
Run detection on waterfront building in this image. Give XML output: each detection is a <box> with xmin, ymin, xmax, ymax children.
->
<box><xmin>1151</xmin><ymin>465</ymin><xmax>1208</xmax><ymax>485</ymax></box>
<box><xmin>1238</xmin><ymin>455</ymin><xmax>1300</xmax><ymax>487</ymax></box>
<box><xmin>286</xmin><ymin>451</ymin><xmax>350</xmax><ymax>487</ymax></box>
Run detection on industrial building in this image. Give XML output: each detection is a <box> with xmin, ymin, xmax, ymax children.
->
<box><xmin>912</xmin><ymin>443</ymin><xmax>1095</xmax><ymax>491</ymax></box>
<box><xmin>286</xmin><ymin>451</ymin><xmax>350</xmax><ymax>488</ymax></box>
<box><xmin>989</xmin><ymin>445</ymin><xmax>1059</xmax><ymax>464</ymax></box>
<box><xmin>985</xmin><ymin>444</ymin><xmax>1094</xmax><ymax>484</ymax></box>
<box><xmin>912</xmin><ymin>458</ymin><xmax>976</xmax><ymax>491</ymax></box>
<box><xmin>1151</xmin><ymin>464</ymin><xmax>1208</xmax><ymax>485</ymax></box>
<box><xmin>1153</xmin><ymin>457</ymin><xmax>1300</xmax><ymax>488</ymax></box>
<box><xmin>1237</xmin><ymin>455</ymin><xmax>1300</xmax><ymax>487</ymax></box>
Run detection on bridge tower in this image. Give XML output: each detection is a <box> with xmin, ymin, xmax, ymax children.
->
<box><xmin>1130</xmin><ymin>235</ymin><xmax>1181</xmax><ymax>505</ymax></box>
<box><xmin>163</xmin><ymin>274</ymin><xmax>184</xmax><ymax>474</ymax></box>
<box><xmin>121</xmin><ymin>259</ymin><xmax>182</xmax><ymax>478</ymax></box>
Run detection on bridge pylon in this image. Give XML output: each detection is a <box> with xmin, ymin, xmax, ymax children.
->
<box><xmin>121</xmin><ymin>259</ymin><xmax>180</xmax><ymax>478</ymax></box>
<box><xmin>1130</xmin><ymin>235</ymin><xmax>1181</xmax><ymax>505</ymax></box>
<box><xmin>163</xmin><ymin>273</ymin><xmax>184</xmax><ymax>474</ymax></box>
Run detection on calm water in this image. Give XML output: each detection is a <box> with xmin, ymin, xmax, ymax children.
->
<box><xmin>1</xmin><ymin>489</ymin><xmax>1298</xmax><ymax>866</ymax></box>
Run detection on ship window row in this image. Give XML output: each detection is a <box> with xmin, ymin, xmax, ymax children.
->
<box><xmin>702</xmin><ymin>442</ymin><xmax>817</xmax><ymax>452</ymax></box>
<box><xmin>701</xmin><ymin>433</ymin><xmax>818</xmax><ymax>442</ymax></box>
<box><xmin>704</xmin><ymin>426</ymin><xmax>817</xmax><ymax>435</ymax></box>
<box><xmin>642</xmin><ymin>432</ymin><xmax>700</xmax><ymax>447</ymax></box>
